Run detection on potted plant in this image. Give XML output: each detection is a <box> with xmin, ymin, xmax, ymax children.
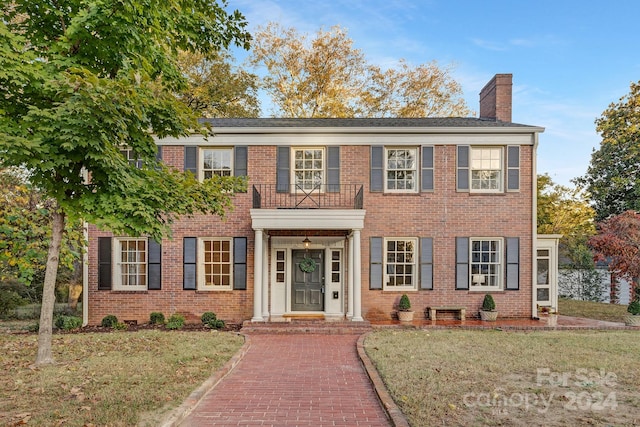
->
<box><xmin>624</xmin><ymin>290</ymin><xmax>640</xmax><ymax>326</ymax></box>
<box><xmin>479</xmin><ymin>294</ymin><xmax>498</xmax><ymax>321</ymax></box>
<box><xmin>397</xmin><ymin>294</ymin><xmax>414</xmax><ymax>322</ymax></box>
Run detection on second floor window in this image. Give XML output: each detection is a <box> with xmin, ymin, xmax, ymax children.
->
<box><xmin>470</xmin><ymin>147</ymin><xmax>502</xmax><ymax>191</ymax></box>
<box><xmin>293</xmin><ymin>148</ymin><xmax>324</xmax><ymax>190</ymax></box>
<box><xmin>386</xmin><ymin>148</ymin><xmax>417</xmax><ymax>192</ymax></box>
<box><xmin>201</xmin><ymin>148</ymin><xmax>232</xmax><ymax>179</ymax></box>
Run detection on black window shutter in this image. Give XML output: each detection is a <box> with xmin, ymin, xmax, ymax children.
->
<box><xmin>183</xmin><ymin>237</ymin><xmax>197</xmax><ymax>290</ymax></box>
<box><xmin>420</xmin><ymin>237</ymin><xmax>433</xmax><ymax>290</ymax></box>
<box><xmin>457</xmin><ymin>146</ymin><xmax>469</xmax><ymax>191</ymax></box>
<box><xmin>148</xmin><ymin>239</ymin><xmax>162</xmax><ymax>290</ymax></box>
<box><xmin>505</xmin><ymin>237</ymin><xmax>520</xmax><ymax>290</ymax></box>
<box><xmin>184</xmin><ymin>146</ymin><xmax>197</xmax><ymax>175</ymax></box>
<box><xmin>421</xmin><ymin>146</ymin><xmax>434</xmax><ymax>192</ymax></box>
<box><xmin>370</xmin><ymin>237</ymin><xmax>383</xmax><ymax>289</ymax></box>
<box><xmin>233</xmin><ymin>237</ymin><xmax>247</xmax><ymax>290</ymax></box>
<box><xmin>98</xmin><ymin>237</ymin><xmax>112</xmax><ymax>290</ymax></box>
<box><xmin>276</xmin><ymin>146</ymin><xmax>290</xmax><ymax>193</ymax></box>
<box><xmin>370</xmin><ymin>146</ymin><xmax>384</xmax><ymax>192</ymax></box>
<box><xmin>156</xmin><ymin>145</ymin><xmax>163</xmax><ymax>161</ymax></box>
<box><xmin>235</xmin><ymin>146</ymin><xmax>248</xmax><ymax>177</ymax></box>
<box><xmin>327</xmin><ymin>146</ymin><xmax>340</xmax><ymax>193</ymax></box>
<box><xmin>455</xmin><ymin>237</ymin><xmax>469</xmax><ymax>290</ymax></box>
<box><xmin>507</xmin><ymin>146</ymin><xmax>520</xmax><ymax>191</ymax></box>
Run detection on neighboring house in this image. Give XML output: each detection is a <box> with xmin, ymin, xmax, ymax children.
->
<box><xmin>84</xmin><ymin>74</ymin><xmax>557</xmax><ymax>324</ymax></box>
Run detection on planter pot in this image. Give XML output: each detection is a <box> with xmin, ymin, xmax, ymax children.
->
<box><xmin>397</xmin><ymin>311</ymin><xmax>414</xmax><ymax>322</ymax></box>
<box><xmin>624</xmin><ymin>315</ymin><xmax>640</xmax><ymax>327</ymax></box>
<box><xmin>479</xmin><ymin>310</ymin><xmax>498</xmax><ymax>322</ymax></box>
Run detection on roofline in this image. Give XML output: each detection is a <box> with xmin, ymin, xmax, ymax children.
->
<box><xmin>197</xmin><ymin>125</ymin><xmax>545</xmax><ymax>135</ymax></box>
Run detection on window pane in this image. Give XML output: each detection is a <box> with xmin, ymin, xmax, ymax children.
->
<box><xmin>201</xmin><ymin>238</ymin><xmax>232</xmax><ymax>289</ymax></box>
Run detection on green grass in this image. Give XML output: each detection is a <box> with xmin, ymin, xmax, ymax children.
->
<box><xmin>0</xmin><ymin>330</ymin><xmax>243</xmax><ymax>426</ymax></box>
<box><xmin>365</xmin><ymin>329</ymin><xmax>640</xmax><ymax>426</ymax></box>
<box><xmin>558</xmin><ymin>297</ymin><xmax>630</xmax><ymax>323</ymax></box>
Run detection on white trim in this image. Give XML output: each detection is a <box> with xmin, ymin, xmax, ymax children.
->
<box><xmin>157</xmin><ymin>132</ymin><xmax>539</xmax><ymax>147</ymax></box>
<box><xmin>384</xmin><ymin>147</ymin><xmax>419</xmax><ymax>193</ymax></box>
<box><xmin>112</xmin><ymin>237</ymin><xmax>148</xmax><ymax>291</ymax></box>
<box><xmin>469</xmin><ymin>146</ymin><xmax>504</xmax><ymax>193</ymax></box>
<box><xmin>468</xmin><ymin>237</ymin><xmax>504</xmax><ymax>292</ymax></box>
<box><xmin>251</xmin><ymin>209</ymin><xmax>366</xmax><ymax>230</ymax></box>
<box><xmin>197</xmin><ymin>237</ymin><xmax>233</xmax><ymax>291</ymax></box>
<box><xmin>291</xmin><ymin>146</ymin><xmax>325</xmax><ymax>192</ymax></box>
<box><xmin>382</xmin><ymin>237</ymin><xmax>419</xmax><ymax>291</ymax></box>
<box><xmin>198</xmin><ymin>147</ymin><xmax>233</xmax><ymax>181</ymax></box>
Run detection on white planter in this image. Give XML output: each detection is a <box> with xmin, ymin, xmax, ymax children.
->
<box><xmin>479</xmin><ymin>310</ymin><xmax>498</xmax><ymax>321</ymax></box>
<box><xmin>397</xmin><ymin>311</ymin><xmax>414</xmax><ymax>322</ymax></box>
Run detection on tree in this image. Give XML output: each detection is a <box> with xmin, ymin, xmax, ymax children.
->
<box><xmin>250</xmin><ymin>23</ymin><xmax>470</xmax><ymax>118</ymax></box>
<box><xmin>537</xmin><ymin>174</ymin><xmax>596</xmax><ymax>267</ymax></box>
<box><xmin>0</xmin><ymin>0</ymin><xmax>250</xmax><ymax>366</ymax></box>
<box><xmin>576</xmin><ymin>81</ymin><xmax>640</xmax><ymax>220</ymax></box>
<box><xmin>0</xmin><ymin>168</ymin><xmax>83</xmax><ymax>293</ymax></box>
<box><xmin>589</xmin><ymin>210</ymin><xmax>640</xmax><ymax>300</ymax></box>
<box><xmin>177</xmin><ymin>50</ymin><xmax>260</xmax><ymax>118</ymax></box>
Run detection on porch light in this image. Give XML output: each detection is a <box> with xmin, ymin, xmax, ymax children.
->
<box><xmin>303</xmin><ymin>236</ymin><xmax>311</xmax><ymax>249</ymax></box>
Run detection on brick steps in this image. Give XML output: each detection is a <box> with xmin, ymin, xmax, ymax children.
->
<box><xmin>241</xmin><ymin>320</ymin><xmax>372</xmax><ymax>334</ymax></box>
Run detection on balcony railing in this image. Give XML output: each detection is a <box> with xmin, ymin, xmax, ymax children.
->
<box><xmin>253</xmin><ymin>184</ymin><xmax>363</xmax><ymax>209</ymax></box>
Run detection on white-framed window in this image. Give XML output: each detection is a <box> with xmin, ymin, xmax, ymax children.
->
<box><xmin>198</xmin><ymin>238</ymin><xmax>233</xmax><ymax>291</ymax></box>
<box><xmin>114</xmin><ymin>238</ymin><xmax>147</xmax><ymax>291</ymax></box>
<box><xmin>120</xmin><ymin>148</ymin><xmax>143</xmax><ymax>169</ymax></box>
<box><xmin>385</xmin><ymin>148</ymin><xmax>418</xmax><ymax>192</ymax></box>
<box><xmin>200</xmin><ymin>148</ymin><xmax>233</xmax><ymax>179</ymax></box>
<box><xmin>384</xmin><ymin>238</ymin><xmax>417</xmax><ymax>290</ymax></box>
<box><xmin>470</xmin><ymin>147</ymin><xmax>502</xmax><ymax>192</ymax></box>
<box><xmin>470</xmin><ymin>238</ymin><xmax>502</xmax><ymax>291</ymax></box>
<box><xmin>292</xmin><ymin>148</ymin><xmax>324</xmax><ymax>191</ymax></box>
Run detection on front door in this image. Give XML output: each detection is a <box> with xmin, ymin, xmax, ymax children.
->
<box><xmin>291</xmin><ymin>250</ymin><xmax>324</xmax><ymax>311</ymax></box>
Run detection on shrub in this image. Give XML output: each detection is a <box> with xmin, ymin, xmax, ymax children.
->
<box><xmin>113</xmin><ymin>322</ymin><xmax>128</xmax><ymax>330</ymax></box>
<box><xmin>101</xmin><ymin>314</ymin><xmax>118</xmax><ymax>328</ymax></box>
<box><xmin>0</xmin><ymin>288</ymin><xmax>26</xmax><ymax>318</ymax></box>
<box><xmin>482</xmin><ymin>294</ymin><xmax>496</xmax><ymax>311</ymax></box>
<box><xmin>27</xmin><ymin>323</ymin><xmax>39</xmax><ymax>333</ymax></box>
<box><xmin>55</xmin><ymin>315</ymin><xmax>82</xmax><ymax>330</ymax></box>
<box><xmin>202</xmin><ymin>312</ymin><xmax>225</xmax><ymax>329</ymax></box>
<box><xmin>150</xmin><ymin>312</ymin><xmax>165</xmax><ymax>325</ymax></box>
<box><xmin>398</xmin><ymin>294</ymin><xmax>411</xmax><ymax>311</ymax></box>
<box><xmin>627</xmin><ymin>300</ymin><xmax>640</xmax><ymax>316</ymax></box>
<box><xmin>166</xmin><ymin>314</ymin><xmax>185</xmax><ymax>330</ymax></box>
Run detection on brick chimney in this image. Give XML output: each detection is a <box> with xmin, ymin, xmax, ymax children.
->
<box><xmin>479</xmin><ymin>74</ymin><xmax>512</xmax><ymax>122</ymax></box>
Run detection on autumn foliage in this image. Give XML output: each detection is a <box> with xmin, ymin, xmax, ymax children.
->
<box><xmin>589</xmin><ymin>210</ymin><xmax>640</xmax><ymax>295</ymax></box>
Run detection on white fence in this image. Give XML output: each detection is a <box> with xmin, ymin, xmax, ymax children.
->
<box><xmin>558</xmin><ymin>268</ymin><xmax>631</xmax><ymax>305</ymax></box>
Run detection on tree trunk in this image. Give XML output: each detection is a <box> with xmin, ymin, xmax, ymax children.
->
<box><xmin>35</xmin><ymin>209</ymin><xmax>65</xmax><ymax>366</ymax></box>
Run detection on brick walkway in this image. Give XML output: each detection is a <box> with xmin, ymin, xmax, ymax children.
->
<box><xmin>178</xmin><ymin>334</ymin><xmax>391</xmax><ymax>427</ymax></box>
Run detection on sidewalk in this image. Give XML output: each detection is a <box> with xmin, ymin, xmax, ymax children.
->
<box><xmin>176</xmin><ymin>334</ymin><xmax>391</xmax><ymax>427</ymax></box>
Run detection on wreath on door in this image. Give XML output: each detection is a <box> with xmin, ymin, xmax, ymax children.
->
<box><xmin>299</xmin><ymin>256</ymin><xmax>317</xmax><ymax>273</ymax></box>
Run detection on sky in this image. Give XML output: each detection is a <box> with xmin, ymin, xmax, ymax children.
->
<box><xmin>227</xmin><ymin>0</ymin><xmax>640</xmax><ymax>187</ymax></box>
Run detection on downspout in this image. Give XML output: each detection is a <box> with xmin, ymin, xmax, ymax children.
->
<box><xmin>82</xmin><ymin>222</ymin><xmax>89</xmax><ymax>326</ymax></box>
<box><xmin>531</xmin><ymin>133</ymin><xmax>539</xmax><ymax>319</ymax></box>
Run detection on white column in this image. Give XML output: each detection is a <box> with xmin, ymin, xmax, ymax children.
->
<box><xmin>347</xmin><ymin>234</ymin><xmax>354</xmax><ymax>319</ymax></box>
<box><xmin>252</xmin><ymin>229</ymin><xmax>264</xmax><ymax>322</ymax></box>
<box><xmin>262</xmin><ymin>233</ymin><xmax>269</xmax><ymax>319</ymax></box>
<box><xmin>352</xmin><ymin>229</ymin><xmax>363</xmax><ymax>321</ymax></box>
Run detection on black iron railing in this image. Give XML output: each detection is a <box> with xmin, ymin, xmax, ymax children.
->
<box><xmin>253</xmin><ymin>184</ymin><xmax>364</xmax><ymax>209</ymax></box>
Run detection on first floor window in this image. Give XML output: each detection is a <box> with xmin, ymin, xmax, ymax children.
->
<box><xmin>384</xmin><ymin>238</ymin><xmax>417</xmax><ymax>290</ymax></box>
<box><xmin>470</xmin><ymin>147</ymin><xmax>502</xmax><ymax>192</ymax></box>
<box><xmin>201</xmin><ymin>148</ymin><xmax>232</xmax><ymax>179</ymax></box>
<box><xmin>386</xmin><ymin>148</ymin><xmax>417</xmax><ymax>192</ymax></box>
<box><xmin>293</xmin><ymin>148</ymin><xmax>324</xmax><ymax>190</ymax></box>
<box><xmin>200</xmin><ymin>238</ymin><xmax>233</xmax><ymax>290</ymax></box>
<box><xmin>470</xmin><ymin>238</ymin><xmax>502</xmax><ymax>290</ymax></box>
<box><xmin>115</xmin><ymin>238</ymin><xmax>147</xmax><ymax>290</ymax></box>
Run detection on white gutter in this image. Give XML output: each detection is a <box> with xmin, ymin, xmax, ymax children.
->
<box><xmin>531</xmin><ymin>133</ymin><xmax>539</xmax><ymax>319</ymax></box>
<box><xmin>82</xmin><ymin>222</ymin><xmax>89</xmax><ymax>326</ymax></box>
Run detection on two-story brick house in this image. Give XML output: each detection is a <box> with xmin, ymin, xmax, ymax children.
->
<box><xmin>84</xmin><ymin>74</ymin><xmax>558</xmax><ymax>325</ymax></box>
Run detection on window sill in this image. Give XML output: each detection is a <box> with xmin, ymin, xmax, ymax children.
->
<box><xmin>382</xmin><ymin>288</ymin><xmax>418</xmax><ymax>292</ymax></box>
<box><xmin>196</xmin><ymin>288</ymin><xmax>233</xmax><ymax>292</ymax></box>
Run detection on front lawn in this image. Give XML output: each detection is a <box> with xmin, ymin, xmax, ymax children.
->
<box><xmin>0</xmin><ymin>330</ymin><xmax>243</xmax><ymax>426</ymax></box>
<box><xmin>558</xmin><ymin>298</ymin><xmax>630</xmax><ymax>323</ymax></box>
<box><xmin>365</xmin><ymin>329</ymin><xmax>640</xmax><ymax>426</ymax></box>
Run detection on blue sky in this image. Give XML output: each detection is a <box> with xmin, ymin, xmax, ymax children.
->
<box><xmin>228</xmin><ymin>0</ymin><xmax>640</xmax><ymax>186</ymax></box>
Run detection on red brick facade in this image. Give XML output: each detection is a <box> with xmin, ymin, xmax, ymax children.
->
<box><xmin>85</xmin><ymin>74</ymin><xmax>542</xmax><ymax>325</ymax></box>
